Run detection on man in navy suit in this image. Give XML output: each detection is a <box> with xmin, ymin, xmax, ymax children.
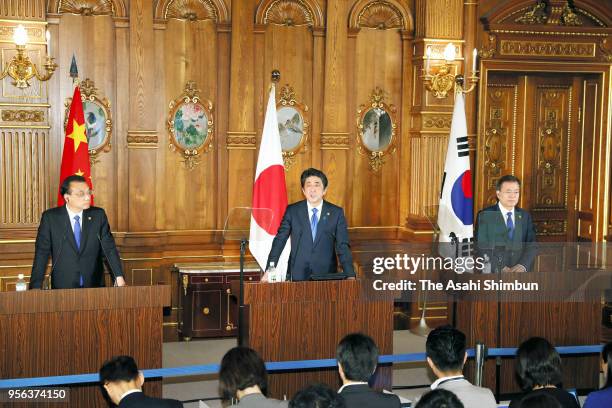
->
<box><xmin>264</xmin><ymin>168</ymin><xmax>355</xmax><ymax>281</ymax></box>
<box><xmin>475</xmin><ymin>174</ymin><xmax>536</xmax><ymax>272</ymax></box>
<box><xmin>30</xmin><ymin>175</ymin><xmax>125</xmax><ymax>289</ymax></box>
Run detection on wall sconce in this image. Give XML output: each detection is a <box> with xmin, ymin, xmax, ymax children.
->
<box><xmin>422</xmin><ymin>43</ymin><xmax>479</xmax><ymax>98</ymax></box>
<box><xmin>0</xmin><ymin>24</ymin><xmax>58</xmax><ymax>88</ymax></box>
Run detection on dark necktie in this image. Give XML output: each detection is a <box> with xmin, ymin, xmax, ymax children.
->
<box><xmin>506</xmin><ymin>211</ymin><xmax>514</xmax><ymax>240</ymax></box>
<box><xmin>311</xmin><ymin>208</ymin><xmax>318</xmax><ymax>241</ymax></box>
<box><xmin>74</xmin><ymin>215</ymin><xmax>83</xmax><ymax>287</ymax></box>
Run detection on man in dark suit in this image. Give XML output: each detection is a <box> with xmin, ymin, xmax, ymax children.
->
<box><xmin>30</xmin><ymin>175</ymin><xmax>125</xmax><ymax>289</ymax></box>
<box><xmin>336</xmin><ymin>333</ymin><xmax>401</xmax><ymax>408</ymax></box>
<box><xmin>264</xmin><ymin>168</ymin><xmax>355</xmax><ymax>281</ymax></box>
<box><xmin>475</xmin><ymin>174</ymin><xmax>536</xmax><ymax>273</ymax></box>
<box><xmin>100</xmin><ymin>355</ymin><xmax>183</xmax><ymax>408</ymax></box>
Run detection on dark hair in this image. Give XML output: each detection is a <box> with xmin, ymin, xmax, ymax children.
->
<box><xmin>515</xmin><ymin>337</ymin><xmax>562</xmax><ymax>391</ymax></box>
<box><xmin>426</xmin><ymin>325</ymin><xmax>466</xmax><ymax>372</ymax></box>
<box><xmin>516</xmin><ymin>392</ymin><xmax>562</xmax><ymax>408</ymax></box>
<box><xmin>496</xmin><ymin>175</ymin><xmax>521</xmax><ymax>191</ymax></box>
<box><xmin>336</xmin><ymin>333</ymin><xmax>378</xmax><ymax>382</ymax></box>
<box><xmin>218</xmin><ymin>347</ymin><xmax>268</xmax><ymax>400</ymax></box>
<box><xmin>289</xmin><ymin>383</ymin><xmax>345</xmax><ymax>408</ymax></box>
<box><xmin>300</xmin><ymin>168</ymin><xmax>328</xmax><ymax>189</ymax></box>
<box><xmin>99</xmin><ymin>355</ymin><xmax>139</xmax><ymax>384</ymax></box>
<box><xmin>60</xmin><ymin>175</ymin><xmax>87</xmax><ymax>196</ymax></box>
<box><xmin>602</xmin><ymin>342</ymin><xmax>612</xmax><ymax>389</ymax></box>
<box><xmin>415</xmin><ymin>389</ymin><xmax>464</xmax><ymax>408</ymax></box>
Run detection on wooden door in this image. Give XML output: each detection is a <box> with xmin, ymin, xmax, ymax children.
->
<box><xmin>478</xmin><ymin>72</ymin><xmax>585</xmax><ymax>242</ymax></box>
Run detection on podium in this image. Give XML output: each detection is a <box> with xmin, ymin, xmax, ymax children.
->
<box><xmin>0</xmin><ymin>286</ymin><xmax>170</xmax><ymax>407</ymax></box>
<box><xmin>238</xmin><ymin>280</ymin><xmax>394</xmax><ymax>398</ymax></box>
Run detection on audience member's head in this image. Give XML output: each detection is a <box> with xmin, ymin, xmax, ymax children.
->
<box><xmin>415</xmin><ymin>389</ymin><xmax>464</xmax><ymax>408</ymax></box>
<box><xmin>516</xmin><ymin>392</ymin><xmax>562</xmax><ymax>408</ymax></box>
<box><xmin>426</xmin><ymin>325</ymin><xmax>467</xmax><ymax>377</ymax></box>
<box><xmin>601</xmin><ymin>342</ymin><xmax>612</xmax><ymax>389</ymax></box>
<box><xmin>515</xmin><ymin>337</ymin><xmax>562</xmax><ymax>391</ymax></box>
<box><xmin>289</xmin><ymin>383</ymin><xmax>345</xmax><ymax>408</ymax></box>
<box><xmin>99</xmin><ymin>355</ymin><xmax>144</xmax><ymax>405</ymax></box>
<box><xmin>336</xmin><ymin>333</ymin><xmax>378</xmax><ymax>384</ymax></box>
<box><xmin>219</xmin><ymin>347</ymin><xmax>268</xmax><ymax>401</ymax></box>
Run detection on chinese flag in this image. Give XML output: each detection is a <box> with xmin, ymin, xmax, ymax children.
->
<box><xmin>57</xmin><ymin>85</ymin><xmax>93</xmax><ymax>206</ymax></box>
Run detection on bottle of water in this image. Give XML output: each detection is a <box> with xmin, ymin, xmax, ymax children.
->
<box><xmin>267</xmin><ymin>262</ymin><xmax>277</xmax><ymax>283</ymax></box>
<box><xmin>15</xmin><ymin>273</ymin><xmax>27</xmax><ymax>292</ymax></box>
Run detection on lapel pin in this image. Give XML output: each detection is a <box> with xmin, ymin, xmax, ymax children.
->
<box><xmin>87</xmin><ymin>217</ymin><xmax>92</xmax><ymax>221</ymax></box>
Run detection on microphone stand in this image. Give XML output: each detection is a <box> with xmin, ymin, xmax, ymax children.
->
<box><xmin>238</xmin><ymin>237</ymin><xmax>247</xmax><ymax>347</ymax></box>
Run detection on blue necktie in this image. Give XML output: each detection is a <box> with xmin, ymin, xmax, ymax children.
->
<box><xmin>506</xmin><ymin>211</ymin><xmax>514</xmax><ymax>240</ymax></box>
<box><xmin>311</xmin><ymin>208</ymin><xmax>318</xmax><ymax>241</ymax></box>
<box><xmin>74</xmin><ymin>215</ymin><xmax>83</xmax><ymax>287</ymax></box>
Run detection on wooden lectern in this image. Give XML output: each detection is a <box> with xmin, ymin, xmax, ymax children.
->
<box><xmin>0</xmin><ymin>286</ymin><xmax>170</xmax><ymax>407</ymax></box>
<box><xmin>239</xmin><ymin>280</ymin><xmax>394</xmax><ymax>398</ymax></box>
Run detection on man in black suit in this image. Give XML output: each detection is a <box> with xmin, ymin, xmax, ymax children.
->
<box><xmin>475</xmin><ymin>174</ymin><xmax>536</xmax><ymax>272</ymax></box>
<box><xmin>336</xmin><ymin>333</ymin><xmax>401</xmax><ymax>408</ymax></box>
<box><xmin>100</xmin><ymin>355</ymin><xmax>183</xmax><ymax>408</ymax></box>
<box><xmin>30</xmin><ymin>175</ymin><xmax>125</xmax><ymax>289</ymax></box>
<box><xmin>264</xmin><ymin>168</ymin><xmax>355</xmax><ymax>281</ymax></box>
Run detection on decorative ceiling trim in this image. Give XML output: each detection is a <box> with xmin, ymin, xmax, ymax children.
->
<box><xmin>255</xmin><ymin>0</ymin><xmax>324</xmax><ymax>28</ymax></box>
<box><xmin>349</xmin><ymin>0</ymin><xmax>413</xmax><ymax>31</ymax></box>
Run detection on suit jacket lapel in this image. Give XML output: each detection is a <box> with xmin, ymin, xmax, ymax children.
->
<box><xmin>80</xmin><ymin>209</ymin><xmax>91</xmax><ymax>253</ymax></box>
<box><xmin>62</xmin><ymin>209</ymin><xmax>79</xmax><ymax>253</ymax></box>
<box><xmin>313</xmin><ymin>201</ymin><xmax>329</xmax><ymax>247</ymax></box>
<box><xmin>513</xmin><ymin>208</ymin><xmax>524</xmax><ymax>244</ymax></box>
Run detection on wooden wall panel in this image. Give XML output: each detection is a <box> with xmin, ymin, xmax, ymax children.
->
<box><xmin>161</xmin><ymin>20</ymin><xmax>218</xmax><ymax>230</ymax></box>
<box><xmin>0</xmin><ymin>0</ymin><xmax>45</xmax><ymax>20</ymax></box>
<box><xmin>0</xmin><ymin>130</ymin><xmax>48</xmax><ymax>226</ymax></box>
<box><xmin>262</xmin><ymin>25</ymin><xmax>314</xmax><ymax>202</ymax></box>
<box><xmin>351</xmin><ymin>28</ymin><xmax>402</xmax><ymax>226</ymax></box>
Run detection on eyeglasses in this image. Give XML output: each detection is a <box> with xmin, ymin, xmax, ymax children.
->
<box><xmin>70</xmin><ymin>190</ymin><xmax>93</xmax><ymax>198</ymax></box>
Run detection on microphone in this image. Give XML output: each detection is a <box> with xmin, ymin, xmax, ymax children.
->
<box><xmin>47</xmin><ymin>233</ymin><xmax>67</xmax><ymax>290</ymax></box>
<box><xmin>97</xmin><ymin>233</ymin><xmax>119</xmax><ymax>286</ymax></box>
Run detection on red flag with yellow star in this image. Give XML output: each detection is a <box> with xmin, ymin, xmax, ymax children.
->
<box><xmin>58</xmin><ymin>85</ymin><xmax>93</xmax><ymax>206</ymax></box>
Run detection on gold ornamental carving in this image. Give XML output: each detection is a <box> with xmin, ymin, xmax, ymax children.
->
<box><xmin>499</xmin><ymin>40</ymin><xmax>596</xmax><ymax>58</ymax></box>
<box><xmin>356</xmin><ymin>87</ymin><xmax>398</xmax><ymax>171</ymax></box>
<box><xmin>277</xmin><ymin>84</ymin><xmax>309</xmax><ymax>170</ymax></box>
<box><xmin>164</xmin><ymin>0</ymin><xmax>218</xmax><ymax>21</ymax></box>
<box><xmin>58</xmin><ymin>0</ymin><xmax>114</xmax><ymax>15</ymax></box>
<box><xmin>64</xmin><ymin>78</ymin><xmax>113</xmax><ymax>166</ymax></box>
<box><xmin>264</xmin><ymin>0</ymin><xmax>314</xmax><ymax>27</ymax></box>
<box><xmin>479</xmin><ymin>34</ymin><xmax>497</xmax><ymax>59</ymax></box>
<box><xmin>127</xmin><ymin>132</ymin><xmax>158</xmax><ymax>147</ymax></box>
<box><xmin>560</xmin><ymin>3</ymin><xmax>582</xmax><ymax>26</ymax></box>
<box><xmin>0</xmin><ymin>25</ymin><xmax>45</xmax><ymax>44</ymax></box>
<box><xmin>1</xmin><ymin>110</ymin><xmax>44</xmax><ymax>122</ymax></box>
<box><xmin>533</xmin><ymin>220</ymin><xmax>566</xmax><ymax>235</ymax></box>
<box><xmin>357</xmin><ymin>1</ymin><xmax>404</xmax><ymax>30</ymax></box>
<box><xmin>599</xmin><ymin>39</ymin><xmax>612</xmax><ymax>62</ymax></box>
<box><xmin>167</xmin><ymin>81</ymin><xmax>214</xmax><ymax>170</ymax></box>
<box><xmin>515</xmin><ymin>1</ymin><xmax>547</xmax><ymax>25</ymax></box>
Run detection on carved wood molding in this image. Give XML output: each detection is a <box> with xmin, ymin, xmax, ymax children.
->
<box><xmin>226</xmin><ymin>131</ymin><xmax>256</xmax><ymax>149</ymax></box>
<box><xmin>1</xmin><ymin>110</ymin><xmax>45</xmax><ymax>122</ymax></box>
<box><xmin>484</xmin><ymin>0</ymin><xmax>609</xmax><ymax>27</ymax></box>
<box><xmin>533</xmin><ymin>219</ymin><xmax>567</xmax><ymax>235</ymax></box>
<box><xmin>320</xmin><ymin>132</ymin><xmax>349</xmax><ymax>150</ymax></box>
<box><xmin>127</xmin><ymin>130</ymin><xmax>158</xmax><ymax>148</ymax></box>
<box><xmin>49</xmin><ymin>0</ymin><xmax>127</xmax><ymax>17</ymax></box>
<box><xmin>154</xmin><ymin>0</ymin><xmax>229</xmax><ymax>22</ymax></box>
<box><xmin>348</xmin><ymin>0</ymin><xmax>413</xmax><ymax>30</ymax></box>
<box><xmin>499</xmin><ymin>39</ymin><xmax>596</xmax><ymax>57</ymax></box>
<box><xmin>255</xmin><ymin>0</ymin><xmax>324</xmax><ymax>28</ymax></box>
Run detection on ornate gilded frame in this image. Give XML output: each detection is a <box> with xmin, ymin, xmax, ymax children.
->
<box><xmin>167</xmin><ymin>81</ymin><xmax>214</xmax><ymax>170</ymax></box>
<box><xmin>356</xmin><ymin>87</ymin><xmax>398</xmax><ymax>171</ymax></box>
<box><xmin>276</xmin><ymin>84</ymin><xmax>309</xmax><ymax>170</ymax></box>
<box><xmin>63</xmin><ymin>78</ymin><xmax>112</xmax><ymax>166</ymax></box>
